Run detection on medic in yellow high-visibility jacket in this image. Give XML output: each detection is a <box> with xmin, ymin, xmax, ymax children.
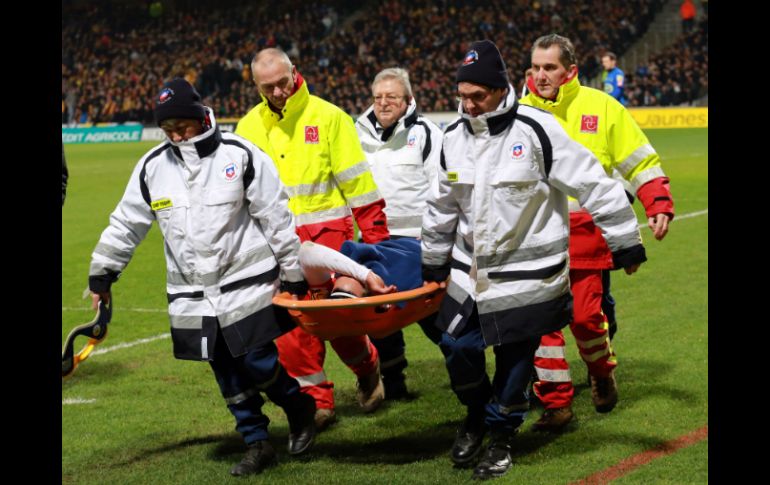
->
<box><xmin>520</xmin><ymin>34</ymin><xmax>674</xmax><ymax>429</ymax></box>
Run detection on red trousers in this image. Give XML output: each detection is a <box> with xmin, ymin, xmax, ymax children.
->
<box><xmin>533</xmin><ymin>269</ymin><xmax>617</xmax><ymax>409</ymax></box>
<box><xmin>276</xmin><ymin>223</ymin><xmax>379</xmax><ymax>410</ymax></box>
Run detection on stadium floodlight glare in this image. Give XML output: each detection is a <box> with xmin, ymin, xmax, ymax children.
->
<box><xmin>62</xmin><ymin>300</ymin><xmax>112</xmax><ymax>378</ymax></box>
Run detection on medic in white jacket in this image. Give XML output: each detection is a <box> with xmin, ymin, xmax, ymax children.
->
<box><xmin>88</xmin><ymin>110</ymin><xmax>305</xmax><ymax>361</ymax></box>
<box><xmin>355</xmin><ymin>98</ymin><xmax>443</xmax><ymax>238</ymax></box>
<box><xmin>421</xmin><ymin>86</ymin><xmax>646</xmax><ymax>345</ymax></box>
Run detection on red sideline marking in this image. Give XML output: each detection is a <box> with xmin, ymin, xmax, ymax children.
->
<box><xmin>571</xmin><ymin>425</ymin><xmax>708</xmax><ymax>485</ymax></box>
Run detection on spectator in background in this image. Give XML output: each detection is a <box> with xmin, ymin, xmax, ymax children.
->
<box><xmin>680</xmin><ymin>0</ymin><xmax>697</xmax><ymax>33</ymax></box>
<box><xmin>601</xmin><ymin>52</ymin><xmax>627</xmax><ymax>106</ymax></box>
<box><xmin>86</xmin><ymin>78</ymin><xmax>316</xmax><ymax>477</ymax></box>
<box><xmin>520</xmin><ymin>34</ymin><xmax>674</xmax><ymax>431</ymax></box>
<box><xmin>355</xmin><ymin>67</ymin><xmax>445</xmax><ymax>399</ymax></box>
<box><xmin>235</xmin><ymin>48</ymin><xmax>389</xmax><ymax>431</ymax></box>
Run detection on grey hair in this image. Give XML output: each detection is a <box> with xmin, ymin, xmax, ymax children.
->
<box><xmin>372</xmin><ymin>67</ymin><xmax>413</xmax><ymax>98</ymax></box>
<box><xmin>251</xmin><ymin>47</ymin><xmax>293</xmax><ymax>74</ymax></box>
<box><xmin>532</xmin><ymin>34</ymin><xmax>578</xmax><ymax>68</ymax></box>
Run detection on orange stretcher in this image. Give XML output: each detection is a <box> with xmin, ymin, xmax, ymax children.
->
<box><xmin>273</xmin><ymin>282</ymin><xmax>446</xmax><ymax>339</ymax></box>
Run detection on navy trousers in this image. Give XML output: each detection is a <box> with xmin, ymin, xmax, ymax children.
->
<box><xmin>439</xmin><ymin>305</ymin><xmax>540</xmax><ymax>434</ymax></box>
<box><xmin>208</xmin><ymin>318</ymin><xmax>306</xmax><ymax>445</ymax></box>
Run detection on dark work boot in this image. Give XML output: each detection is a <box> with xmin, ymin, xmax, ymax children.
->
<box><xmin>230</xmin><ymin>440</ymin><xmax>277</xmax><ymax>477</ymax></box>
<box><xmin>451</xmin><ymin>410</ymin><xmax>487</xmax><ymax>467</ymax></box>
<box><xmin>472</xmin><ymin>431</ymin><xmax>516</xmax><ymax>480</ymax></box>
<box><xmin>286</xmin><ymin>393</ymin><xmax>317</xmax><ymax>455</ymax></box>
<box><xmin>383</xmin><ymin>371</ymin><xmax>410</xmax><ymax>400</ymax></box>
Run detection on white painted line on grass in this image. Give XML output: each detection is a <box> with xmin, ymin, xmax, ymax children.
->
<box><xmin>61</xmin><ymin>306</ymin><xmax>166</xmax><ymax>313</ymax></box>
<box><xmin>637</xmin><ymin>208</ymin><xmax>707</xmax><ymax>229</ymax></box>
<box><xmin>62</xmin><ymin>398</ymin><xmax>96</xmax><ymax>405</ymax></box>
<box><xmin>90</xmin><ymin>333</ymin><xmax>171</xmax><ymax>356</ymax></box>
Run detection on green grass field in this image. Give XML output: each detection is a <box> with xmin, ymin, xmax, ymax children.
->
<box><xmin>62</xmin><ymin>128</ymin><xmax>707</xmax><ymax>484</ymax></box>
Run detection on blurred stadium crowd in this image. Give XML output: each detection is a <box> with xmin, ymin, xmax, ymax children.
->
<box><xmin>62</xmin><ymin>0</ymin><xmax>706</xmax><ymax>125</ymax></box>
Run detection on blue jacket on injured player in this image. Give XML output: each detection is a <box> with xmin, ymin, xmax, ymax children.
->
<box><xmin>298</xmin><ymin>238</ymin><xmax>423</xmax><ymax>303</ymax></box>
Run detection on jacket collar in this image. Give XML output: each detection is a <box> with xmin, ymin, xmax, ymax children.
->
<box><xmin>460</xmin><ymin>85</ymin><xmax>519</xmax><ymax>136</ymax></box>
<box><xmin>169</xmin><ymin>108</ymin><xmax>222</xmax><ymax>160</ymax></box>
<box><xmin>360</xmin><ymin>98</ymin><xmax>418</xmax><ymax>142</ymax></box>
<box><xmin>525</xmin><ymin>75</ymin><xmax>581</xmax><ymax>109</ymax></box>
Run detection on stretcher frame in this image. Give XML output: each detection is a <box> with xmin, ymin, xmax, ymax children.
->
<box><xmin>273</xmin><ymin>282</ymin><xmax>446</xmax><ymax>339</ymax></box>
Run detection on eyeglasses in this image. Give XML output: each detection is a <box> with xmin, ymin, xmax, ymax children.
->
<box><xmin>373</xmin><ymin>94</ymin><xmax>406</xmax><ymax>104</ymax></box>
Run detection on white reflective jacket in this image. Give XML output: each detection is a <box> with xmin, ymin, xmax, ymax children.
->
<box><xmin>421</xmin><ymin>87</ymin><xmax>645</xmax><ymax>346</ymax></box>
<box><xmin>356</xmin><ymin>99</ymin><xmax>443</xmax><ymax>238</ymax></box>
<box><xmin>89</xmin><ymin>112</ymin><xmax>303</xmax><ymax>360</ymax></box>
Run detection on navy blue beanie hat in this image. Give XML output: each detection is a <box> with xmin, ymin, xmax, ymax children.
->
<box><xmin>153</xmin><ymin>78</ymin><xmax>206</xmax><ymax>125</ymax></box>
<box><xmin>456</xmin><ymin>40</ymin><xmax>509</xmax><ymax>89</ymax></box>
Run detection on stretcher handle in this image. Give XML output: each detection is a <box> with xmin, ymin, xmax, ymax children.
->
<box><xmin>273</xmin><ymin>281</ymin><xmax>444</xmax><ymax>310</ymax></box>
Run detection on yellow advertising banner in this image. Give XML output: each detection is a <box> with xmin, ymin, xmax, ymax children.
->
<box><xmin>628</xmin><ymin>107</ymin><xmax>708</xmax><ymax>129</ymax></box>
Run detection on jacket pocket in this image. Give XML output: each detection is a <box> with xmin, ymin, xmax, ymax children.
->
<box><xmin>204</xmin><ymin>186</ymin><xmax>243</xmax><ymax>205</ymax></box>
<box><xmin>491</xmin><ymin>166</ymin><xmax>541</xmax><ymax>203</ymax></box>
<box><xmin>155</xmin><ymin>194</ymin><xmax>190</xmax><ymax>240</ymax></box>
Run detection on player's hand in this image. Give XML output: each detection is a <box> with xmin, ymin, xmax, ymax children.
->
<box><xmin>366</xmin><ymin>271</ymin><xmax>397</xmax><ymax>295</ymax></box>
<box><xmin>423</xmin><ymin>280</ymin><xmax>447</xmax><ymax>289</ymax></box>
<box><xmin>648</xmin><ymin>213</ymin><xmax>671</xmax><ymax>241</ymax></box>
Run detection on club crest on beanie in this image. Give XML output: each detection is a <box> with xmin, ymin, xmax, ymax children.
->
<box><xmin>456</xmin><ymin>40</ymin><xmax>509</xmax><ymax>89</ymax></box>
<box><xmin>153</xmin><ymin>78</ymin><xmax>206</xmax><ymax>125</ymax></box>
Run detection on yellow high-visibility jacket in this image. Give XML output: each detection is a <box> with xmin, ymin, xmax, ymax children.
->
<box><xmin>236</xmin><ymin>77</ymin><xmax>388</xmax><ymax>243</ymax></box>
<box><xmin>521</xmin><ymin>76</ymin><xmax>674</xmax><ymax>268</ymax></box>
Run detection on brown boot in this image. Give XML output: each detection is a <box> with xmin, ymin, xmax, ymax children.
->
<box><xmin>314</xmin><ymin>408</ymin><xmax>337</xmax><ymax>432</ymax></box>
<box><xmin>531</xmin><ymin>405</ymin><xmax>574</xmax><ymax>432</ymax></box>
<box><xmin>590</xmin><ymin>370</ymin><xmax>618</xmax><ymax>413</ymax></box>
<box><xmin>356</xmin><ymin>361</ymin><xmax>385</xmax><ymax>413</ymax></box>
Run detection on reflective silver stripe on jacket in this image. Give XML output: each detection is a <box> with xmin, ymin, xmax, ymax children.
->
<box><xmin>169</xmin><ymin>314</ymin><xmax>203</xmax><ymax>330</ymax></box>
<box><xmin>284</xmin><ymin>180</ymin><xmax>334</xmax><ymax>198</ymax></box>
<box><xmin>294</xmin><ymin>206</ymin><xmax>352</xmax><ymax>227</ymax></box>
<box><xmin>629</xmin><ymin>166</ymin><xmax>666</xmax><ymax>192</ymax></box>
<box><xmin>476</xmin><ymin>279</ymin><xmax>569</xmax><ymax>314</ymax></box>
<box><xmin>334</xmin><ymin>161</ymin><xmax>370</xmax><ymax>183</ymax></box>
<box><xmin>346</xmin><ymin>189</ymin><xmax>382</xmax><ymax>208</ymax></box>
<box><xmin>446</xmin><ymin>280</ymin><xmax>470</xmax><ymax>305</ymax></box>
<box><xmin>616</xmin><ymin>144</ymin><xmax>656</xmax><ymax>177</ymax></box>
<box><xmin>475</xmin><ymin>237</ymin><xmax>569</xmax><ymax>269</ymax></box>
<box><xmin>593</xmin><ymin>207</ymin><xmax>638</xmax><ymax>228</ymax></box>
<box><xmin>218</xmin><ymin>290</ymin><xmax>275</xmax><ymax>328</ymax></box>
<box><xmin>609</xmin><ymin>232</ymin><xmax>644</xmax><ymax>251</ymax></box>
<box><xmin>166</xmin><ymin>269</ymin><xmax>202</xmax><ymax>286</ymax></box>
<box><xmin>423</xmin><ymin>227</ymin><xmax>454</xmax><ymax>245</ymax></box>
<box><xmin>205</xmin><ymin>244</ymin><xmax>276</xmax><ymax>286</ymax></box>
<box><xmin>387</xmin><ymin>215</ymin><xmax>423</xmax><ymax>230</ymax></box>
<box><xmin>93</xmin><ymin>242</ymin><xmax>133</xmax><ymax>265</ymax></box>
